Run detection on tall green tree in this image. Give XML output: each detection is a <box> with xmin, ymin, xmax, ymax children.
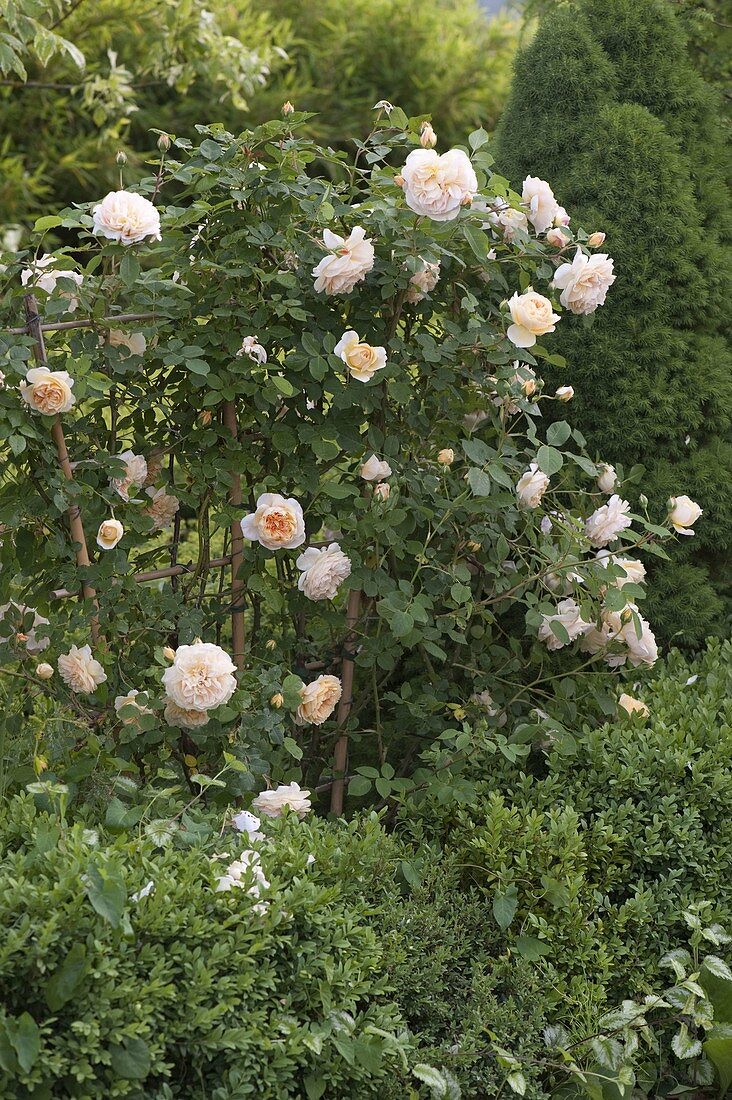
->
<box><xmin>494</xmin><ymin>0</ymin><xmax>732</xmax><ymax>645</ymax></box>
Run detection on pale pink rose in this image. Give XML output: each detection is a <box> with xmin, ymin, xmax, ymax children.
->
<box><xmin>0</xmin><ymin>601</ymin><xmax>49</xmax><ymax>654</ymax></box>
<box><xmin>490</xmin><ymin>205</ymin><xmax>530</xmax><ymax>241</ymax></box>
<box><xmin>57</xmin><ymin>644</ymin><xmax>107</xmax><ymax>694</ymax></box>
<box><xmin>552</xmin><ymin>248</ymin><xmax>615</xmax><ymax>315</ymax></box>
<box><xmin>406</xmin><ymin>260</ymin><xmax>440</xmax><ymax>303</ymax></box>
<box><xmin>507</xmin><ymin>288</ymin><xmax>560</xmax><ymax>348</ymax></box>
<box><xmin>145</xmin><ymin>486</ymin><xmax>180</xmax><ymax>532</ymax></box>
<box><xmin>546</xmin><ymin>227</ymin><xmax>570</xmax><ymax>248</ymax></box>
<box><xmin>360</xmin><ymin>454</ymin><xmax>392</xmax><ymax>481</ymax></box>
<box><xmin>164</xmin><ymin>699</ymin><xmax>210</xmax><ymax>729</ymax></box>
<box><xmin>618</xmin><ymin>692</ymin><xmax>649</xmax><ymax>717</ymax></box>
<box><xmin>241</xmin><ymin>492</ymin><xmax>305</xmax><ymax>550</ymax></box>
<box><xmin>595</xmin><ymin>550</ymin><xmax>646</xmax><ymax>589</ymax></box>
<box><xmin>96</xmin><ymin>518</ymin><xmax>124</xmax><ymax>550</ymax></box>
<box><xmin>252</xmin><ymin>782</ymin><xmax>312</xmax><ymax>819</ymax></box>
<box><xmin>585</xmin><ymin>495</ymin><xmax>632</xmax><ymax>547</ymax></box>
<box><xmin>400</xmin><ymin>148</ymin><xmax>477</xmax><ymax>221</ymax></box>
<box><xmin>554</xmin><ymin>207</ymin><xmax>571</xmax><ymax>226</ymax></box>
<box><xmin>110</xmin><ymin>450</ymin><xmax>148</xmax><ymax>501</ymax></box>
<box><xmin>296</xmin><ymin>543</ymin><xmax>352</xmax><ymax>600</ymax></box>
<box><xmin>587</xmin><ymin>232</ymin><xmax>606</xmax><ymax>247</ymax></box>
<box><xmin>36</xmin><ymin>662</ymin><xmax>54</xmax><ymax>680</ymax></box>
<box><xmin>516</xmin><ymin>462</ymin><xmax>550</xmax><ymax>508</ymax></box>
<box><xmin>106</xmin><ymin>329</ymin><xmax>146</xmax><ymax>356</ymax></box>
<box><xmin>295</xmin><ymin>674</ymin><xmax>342</xmax><ymax>725</ymax></box>
<box><xmin>114</xmin><ymin>689</ymin><xmax>152</xmax><ymax>723</ymax></box>
<box><xmin>668</xmin><ymin>495</ymin><xmax>702</xmax><ymax>536</ymax></box>
<box><xmin>538</xmin><ymin>598</ymin><xmax>592</xmax><ymax>650</ymax></box>
<box><xmin>21</xmin><ymin>256</ymin><xmax>83</xmax><ymax>311</ymax></box>
<box><xmin>162</xmin><ymin>640</ymin><xmax>237</xmax><ymax>712</ymax></box>
<box><xmin>522</xmin><ymin>176</ymin><xmax>559</xmax><ymax>234</ymax></box>
<box><xmin>92</xmin><ymin>190</ymin><xmax>161</xmax><ymax>245</ymax></box>
<box><xmin>334</xmin><ymin>330</ymin><xmax>387</xmax><ymax>383</ymax></box>
<box><xmin>419</xmin><ymin>121</ymin><xmax>437</xmax><ymax>149</ymax></box>
<box><xmin>20</xmin><ymin>366</ymin><xmax>75</xmax><ymax>415</ymax></box>
<box><xmin>312</xmin><ymin>227</ymin><xmax>375</xmax><ymax>295</ymax></box>
<box><xmin>373</xmin><ymin>482</ymin><xmax>391</xmax><ymax>501</ymax></box>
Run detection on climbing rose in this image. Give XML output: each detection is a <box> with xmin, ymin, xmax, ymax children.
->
<box><xmin>296</xmin><ymin>543</ymin><xmax>352</xmax><ymax>601</ymax></box>
<box><xmin>145</xmin><ymin>487</ymin><xmax>180</xmax><ymax>532</ymax></box>
<box><xmin>334</xmin><ymin>330</ymin><xmax>387</xmax><ymax>382</ymax></box>
<box><xmin>552</xmin><ymin>248</ymin><xmax>615</xmax><ymax>315</ymax></box>
<box><xmin>295</xmin><ymin>674</ymin><xmax>342</xmax><ymax>726</ymax></box>
<box><xmin>360</xmin><ymin>454</ymin><xmax>392</xmax><ymax>481</ymax></box>
<box><xmin>507</xmin><ymin>288</ymin><xmax>560</xmax><ymax>348</ymax></box>
<box><xmin>516</xmin><ymin>462</ymin><xmax>550</xmax><ymax>508</ymax></box>
<box><xmin>96</xmin><ymin>518</ymin><xmax>123</xmax><ymax>550</ymax></box>
<box><xmin>110</xmin><ymin>451</ymin><xmax>147</xmax><ymax>502</ymax></box>
<box><xmin>58</xmin><ymin>644</ymin><xmax>107</xmax><ymax>694</ymax></box>
<box><xmin>241</xmin><ymin>493</ymin><xmax>305</xmax><ymax>550</ymax></box>
<box><xmin>585</xmin><ymin>495</ymin><xmax>632</xmax><ymax>547</ymax></box>
<box><xmin>312</xmin><ymin>227</ymin><xmax>374</xmax><ymax>295</ymax></box>
<box><xmin>21</xmin><ymin>256</ymin><xmax>83</xmax><ymax>310</ymax></box>
<box><xmin>162</xmin><ymin>640</ymin><xmax>237</xmax><ymax>713</ymax></box>
<box><xmin>400</xmin><ymin>148</ymin><xmax>477</xmax><ymax>221</ymax></box>
<box><xmin>596</xmin><ymin>464</ymin><xmax>617</xmax><ymax>493</ymax></box>
<box><xmin>522</xmin><ymin>176</ymin><xmax>560</xmax><ymax>234</ymax></box>
<box><xmin>595</xmin><ymin>550</ymin><xmax>646</xmax><ymax>589</ymax></box>
<box><xmin>618</xmin><ymin>693</ymin><xmax>649</xmax><ymax>717</ymax></box>
<box><xmin>92</xmin><ymin>190</ymin><xmax>161</xmax><ymax>245</ymax></box>
<box><xmin>252</xmin><ymin>782</ymin><xmax>312</xmax><ymax>819</ymax></box>
<box><xmin>406</xmin><ymin>260</ymin><xmax>440</xmax><ymax>302</ymax></box>
<box><xmin>668</xmin><ymin>495</ymin><xmax>702</xmax><ymax>536</ymax></box>
<box><xmin>538</xmin><ymin>598</ymin><xmax>592</xmax><ymax>651</ymax></box>
<box><xmin>163</xmin><ymin>699</ymin><xmax>210</xmax><ymax>729</ymax></box>
<box><xmin>20</xmin><ymin>366</ymin><xmax>75</xmax><ymax>415</ymax></box>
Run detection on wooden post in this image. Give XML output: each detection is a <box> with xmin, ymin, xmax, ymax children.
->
<box><xmin>223</xmin><ymin>400</ymin><xmax>245</xmax><ymax>669</ymax></box>
<box><xmin>330</xmin><ymin>587</ymin><xmax>362</xmax><ymax>816</ymax></box>
<box><xmin>24</xmin><ymin>295</ymin><xmax>99</xmax><ymax>642</ymax></box>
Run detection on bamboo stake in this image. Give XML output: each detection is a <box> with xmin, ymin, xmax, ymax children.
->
<box><xmin>23</xmin><ymin>295</ymin><xmax>99</xmax><ymax>642</ymax></box>
<box><xmin>51</xmin><ymin>555</ymin><xmax>233</xmax><ymax>599</ymax></box>
<box><xmin>223</xmin><ymin>400</ymin><xmax>245</xmax><ymax>670</ymax></box>
<box><xmin>6</xmin><ymin>312</ymin><xmax>158</xmax><ymax>336</ymax></box>
<box><xmin>330</xmin><ymin>587</ymin><xmax>362</xmax><ymax>816</ymax></box>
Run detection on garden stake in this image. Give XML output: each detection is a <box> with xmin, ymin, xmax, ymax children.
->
<box><xmin>223</xmin><ymin>400</ymin><xmax>246</xmax><ymax>670</ymax></box>
<box><xmin>24</xmin><ymin>294</ymin><xmax>99</xmax><ymax>642</ymax></box>
<box><xmin>330</xmin><ymin>586</ymin><xmax>362</xmax><ymax>815</ymax></box>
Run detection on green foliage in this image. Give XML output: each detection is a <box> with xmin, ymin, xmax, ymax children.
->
<box><xmin>494</xmin><ymin>0</ymin><xmax>732</xmax><ymax>646</ymax></box>
<box><xmin>0</xmin><ymin>798</ymin><xmax>413</xmax><ymax>1098</ymax></box>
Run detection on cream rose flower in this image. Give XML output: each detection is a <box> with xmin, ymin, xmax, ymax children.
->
<box><xmin>373</xmin><ymin>482</ymin><xmax>391</xmax><ymax>501</ymax></box>
<box><xmin>552</xmin><ymin>248</ymin><xmax>615</xmax><ymax>315</ymax></box>
<box><xmin>597</xmin><ymin>464</ymin><xmax>617</xmax><ymax>493</ymax></box>
<box><xmin>36</xmin><ymin>662</ymin><xmax>54</xmax><ymax>680</ymax></box>
<box><xmin>96</xmin><ymin>518</ymin><xmax>124</xmax><ymax>550</ymax></box>
<box><xmin>215</xmin><ymin>849</ymin><xmax>270</xmax><ymax>898</ymax></box>
<box><xmin>114</xmin><ymin>689</ymin><xmax>151</xmax><ymax>723</ymax></box>
<box><xmin>164</xmin><ymin>698</ymin><xmax>210</xmax><ymax>729</ymax></box>
<box><xmin>516</xmin><ymin>462</ymin><xmax>550</xmax><ymax>508</ymax></box>
<box><xmin>507</xmin><ymin>288</ymin><xmax>560</xmax><ymax>348</ymax></box>
<box><xmin>0</xmin><ymin>601</ymin><xmax>50</xmax><ymax>654</ymax></box>
<box><xmin>252</xmin><ymin>781</ymin><xmax>312</xmax><ymax>819</ymax></box>
<box><xmin>620</xmin><ymin>609</ymin><xmax>658</xmax><ymax>668</ymax></box>
<box><xmin>92</xmin><ymin>190</ymin><xmax>161</xmax><ymax>245</ymax></box>
<box><xmin>555</xmin><ymin>385</ymin><xmax>574</xmax><ymax>402</ymax></box>
<box><xmin>236</xmin><ymin>335</ymin><xmax>267</xmax><ymax>365</ymax></box>
<box><xmin>437</xmin><ymin>448</ymin><xmax>455</xmax><ymax>466</ymax></box>
<box><xmin>231</xmin><ymin>810</ymin><xmax>263</xmax><ymax>838</ymax></box>
<box><xmin>295</xmin><ymin>674</ymin><xmax>342</xmax><ymax>726</ymax></box>
<box><xmin>585</xmin><ymin>495</ymin><xmax>632</xmax><ymax>547</ymax></box>
<box><xmin>546</xmin><ymin>227</ymin><xmax>570</xmax><ymax>248</ymax></box>
<box><xmin>312</xmin><ymin>226</ymin><xmax>375</xmax><ymax>295</ymax></box>
<box><xmin>668</xmin><ymin>495</ymin><xmax>702</xmax><ymax>536</ymax></box>
<box><xmin>360</xmin><ymin>454</ymin><xmax>392</xmax><ymax>481</ymax></box>
<box><xmin>400</xmin><ymin>148</ymin><xmax>477</xmax><ymax>221</ymax></box>
<box><xmin>522</xmin><ymin>176</ymin><xmax>560</xmax><ymax>234</ymax></box>
<box><xmin>162</xmin><ymin>640</ymin><xmax>237</xmax><ymax>713</ymax></box>
<box><xmin>538</xmin><ymin>598</ymin><xmax>592</xmax><ymax>650</ymax></box>
<box><xmin>145</xmin><ymin>486</ymin><xmax>180</xmax><ymax>532</ymax></box>
<box><xmin>618</xmin><ymin>692</ymin><xmax>650</xmax><ymax>718</ymax></box>
<box><xmin>595</xmin><ymin>550</ymin><xmax>646</xmax><ymax>589</ymax></box>
<box><xmin>57</xmin><ymin>644</ymin><xmax>107</xmax><ymax>694</ymax></box>
<box><xmin>110</xmin><ymin>450</ymin><xmax>148</xmax><ymax>502</ymax></box>
<box><xmin>334</xmin><ymin>330</ymin><xmax>387</xmax><ymax>383</ymax></box>
<box><xmin>296</xmin><ymin>543</ymin><xmax>352</xmax><ymax>601</ymax></box>
<box><xmin>20</xmin><ymin>366</ymin><xmax>75</xmax><ymax>416</ymax></box>
<box><xmin>406</xmin><ymin>260</ymin><xmax>440</xmax><ymax>303</ymax></box>
<box><xmin>241</xmin><ymin>492</ymin><xmax>305</xmax><ymax>550</ymax></box>
<box><xmin>21</xmin><ymin>256</ymin><xmax>83</xmax><ymax>311</ymax></box>
<box><xmin>486</xmin><ymin>204</ymin><xmax>529</xmax><ymax>241</ymax></box>
<box><xmin>419</xmin><ymin>121</ymin><xmax>437</xmax><ymax>149</ymax></box>
<box><xmin>554</xmin><ymin>207</ymin><xmax>570</xmax><ymax>227</ymax></box>
<box><xmin>587</xmin><ymin>231</ymin><xmax>606</xmax><ymax>248</ymax></box>
<box><xmin>106</xmin><ymin>329</ymin><xmax>147</xmax><ymax>356</ymax></box>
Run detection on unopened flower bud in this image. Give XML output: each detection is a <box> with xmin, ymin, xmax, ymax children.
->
<box><xmin>437</xmin><ymin>448</ymin><xmax>455</xmax><ymax>466</ymax></box>
<box><xmin>157</xmin><ymin>134</ymin><xmax>171</xmax><ymax>153</ymax></box>
<box><xmin>546</xmin><ymin>227</ymin><xmax>569</xmax><ymax>248</ymax></box>
<box><xmin>163</xmin><ymin>646</ymin><xmax>176</xmax><ymax>661</ymax></box>
<box><xmin>116</xmin><ymin>150</ymin><xmax>127</xmax><ymax>166</ymax></box>
<box><xmin>282</xmin><ymin>101</ymin><xmax>294</xmax><ymax>116</ymax></box>
<box><xmin>270</xmin><ymin>692</ymin><xmax>284</xmax><ymax>708</ymax></box>
<box><xmin>199</xmin><ymin>410</ymin><xmax>212</xmax><ymax>425</ymax></box>
<box><xmin>16</xmin><ymin>632</ymin><xmax>28</xmax><ymax>643</ymax></box>
<box><xmin>467</xmin><ymin>540</ymin><xmax>481</xmax><ymax>552</ymax></box>
<box><xmin>420</xmin><ymin>121</ymin><xmax>437</xmax><ymax>149</ymax></box>
<box><xmin>393</xmin><ymin>174</ymin><xmax>405</xmax><ymax>187</ymax></box>
<box><xmin>36</xmin><ymin>662</ymin><xmax>54</xmax><ymax>680</ymax></box>
<box><xmin>374</xmin><ymin>482</ymin><xmax>391</xmax><ymax>501</ymax></box>
<box><xmin>639</xmin><ymin>494</ymin><xmax>649</xmax><ymax>509</ymax></box>
<box><xmin>265</xmin><ymin>639</ymin><xmax>277</xmax><ymax>651</ymax></box>
<box><xmin>555</xmin><ymin>385</ymin><xmax>574</xmax><ymax>402</ymax></box>
<box><xmin>460</xmin><ymin>194</ymin><xmax>473</xmax><ymax>207</ymax></box>
<box><xmin>587</xmin><ymin>231</ymin><xmax>606</xmax><ymax>247</ymax></box>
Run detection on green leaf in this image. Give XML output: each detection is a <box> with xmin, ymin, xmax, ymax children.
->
<box><xmin>493</xmin><ymin>885</ymin><xmax>518</xmax><ymax>930</ymax></box>
<box><xmin>467</xmin><ymin>468</ymin><xmax>491</xmax><ymax>497</ymax></box>
<box><xmin>391</xmin><ymin>610</ymin><xmax>414</xmax><ymax>638</ymax></box>
<box><xmin>704</xmin><ymin>1028</ymin><xmax>732</xmax><ymax>1096</ymax></box>
<box><xmin>84</xmin><ymin>863</ymin><xmax>127</xmax><ymax>928</ymax></box>
<box><xmin>463</xmin><ymin>225</ymin><xmax>491</xmax><ymax>261</ymax></box>
<box><xmin>109</xmin><ymin>1037</ymin><xmax>151</xmax><ymax>1080</ymax></box>
<box><xmin>119</xmin><ymin>253</ymin><xmax>140</xmax><ymax>287</ymax></box>
<box><xmin>348</xmin><ymin>775</ymin><xmax>371</xmax><ymax>797</ymax></box>
<box><xmin>546</xmin><ymin>421</ymin><xmax>571</xmax><ymax>448</ymax></box>
<box><xmin>672</xmin><ymin>1024</ymin><xmax>702</xmax><ymax>1059</ymax></box>
<box><xmin>281</xmin><ymin>673</ymin><xmax>305</xmax><ymax>710</ymax></box>
<box><xmin>283</xmin><ymin>736</ymin><xmax>303</xmax><ymax>761</ymax></box>
<box><xmin>33</xmin><ymin>215</ymin><xmax>62</xmax><ymax>233</ymax></box>
<box><xmin>45</xmin><ymin>943</ymin><xmax>87</xmax><ymax>1011</ymax></box>
<box><xmin>536</xmin><ymin>445</ymin><xmax>564</xmax><ymax>476</ymax></box>
<box><xmin>515</xmin><ymin>936</ymin><xmax>551</xmax><ymax>961</ymax></box>
<box><xmin>11</xmin><ymin>1013</ymin><xmax>41</xmax><ymax>1073</ymax></box>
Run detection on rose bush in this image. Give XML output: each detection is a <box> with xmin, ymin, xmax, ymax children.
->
<box><xmin>0</xmin><ymin>107</ymin><xmax>698</xmax><ymax>814</ymax></box>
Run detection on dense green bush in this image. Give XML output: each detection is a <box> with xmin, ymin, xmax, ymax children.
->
<box><xmin>494</xmin><ymin>0</ymin><xmax>732</xmax><ymax>646</ymax></box>
<box><xmin>0</xmin><ymin>800</ymin><xmax>414</xmax><ymax>1099</ymax></box>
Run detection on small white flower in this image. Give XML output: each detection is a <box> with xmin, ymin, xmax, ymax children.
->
<box><xmin>252</xmin><ymin>782</ymin><xmax>312</xmax><ymax>819</ymax></box>
<box><xmin>231</xmin><ymin>810</ymin><xmax>264</xmax><ymax>838</ymax></box>
<box><xmin>420</xmin><ymin>121</ymin><xmax>437</xmax><ymax>149</ymax></box>
<box><xmin>0</xmin><ymin>602</ymin><xmax>50</xmax><ymax>654</ymax></box>
<box><xmin>92</xmin><ymin>190</ymin><xmax>161</xmax><ymax>246</ymax></box>
<box><xmin>106</xmin><ymin>329</ymin><xmax>146</xmax><ymax>356</ymax></box>
<box><xmin>241</xmin><ymin>493</ymin><xmax>305</xmax><ymax>550</ymax></box>
<box><xmin>334</xmin><ymin>330</ymin><xmax>387</xmax><ymax>383</ymax></box>
<box><xmin>360</xmin><ymin>454</ymin><xmax>392</xmax><ymax>481</ymax></box>
<box><xmin>584</xmin><ymin>495</ymin><xmax>632</xmax><ymax>547</ymax></box>
<box><xmin>555</xmin><ymin>385</ymin><xmax>574</xmax><ymax>402</ymax></box>
<box><xmin>296</xmin><ymin>543</ymin><xmax>352</xmax><ymax>601</ymax></box>
<box><xmin>406</xmin><ymin>260</ymin><xmax>440</xmax><ymax>303</ymax></box>
<box><xmin>36</xmin><ymin>662</ymin><xmax>54</xmax><ymax>680</ymax></box>
<box><xmin>236</xmin><ymin>336</ymin><xmax>267</xmax><ymax>365</ymax></box>
<box><xmin>668</xmin><ymin>495</ymin><xmax>702</xmax><ymax>536</ymax></box>
<box><xmin>595</xmin><ymin>550</ymin><xmax>646</xmax><ymax>589</ymax></box>
<box><xmin>312</xmin><ymin>227</ymin><xmax>375</xmax><ymax>295</ymax></box>
<box><xmin>538</xmin><ymin>598</ymin><xmax>592</xmax><ymax>650</ymax></box>
<box><xmin>162</xmin><ymin>639</ymin><xmax>237</xmax><ymax>713</ymax></box>
<box><xmin>21</xmin><ymin>255</ymin><xmax>83</xmax><ymax>311</ymax></box>
<box><xmin>97</xmin><ymin>518</ymin><xmax>124</xmax><ymax>550</ymax></box>
<box><xmin>114</xmin><ymin>689</ymin><xmax>151</xmax><ymax>723</ymax></box>
<box><xmin>540</xmin><ymin>515</ymin><xmax>553</xmax><ymax>534</ymax></box>
<box><xmin>516</xmin><ymin>462</ymin><xmax>550</xmax><ymax>508</ymax></box>
<box><xmin>587</xmin><ymin>231</ymin><xmax>606</xmax><ymax>247</ymax></box>
<box><xmin>57</xmin><ymin>644</ymin><xmax>106</xmax><ymax>694</ymax></box>
<box><xmin>373</xmin><ymin>482</ymin><xmax>390</xmax><ymax>501</ymax></box>
<box><xmin>546</xmin><ymin>227</ymin><xmax>570</xmax><ymax>248</ymax></box>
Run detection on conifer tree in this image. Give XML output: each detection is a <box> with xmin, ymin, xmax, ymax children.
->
<box><xmin>494</xmin><ymin>0</ymin><xmax>732</xmax><ymax>645</ymax></box>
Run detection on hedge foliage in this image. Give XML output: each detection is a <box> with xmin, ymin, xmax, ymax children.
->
<box><xmin>494</xmin><ymin>0</ymin><xmax>732</xmax><ymax>646</ymax></box>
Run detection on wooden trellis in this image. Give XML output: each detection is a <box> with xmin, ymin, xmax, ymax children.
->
<box><xmin>9</xmin><ymin>295</ymin><xmax>360</xmax><ymax>814</ymax></box>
